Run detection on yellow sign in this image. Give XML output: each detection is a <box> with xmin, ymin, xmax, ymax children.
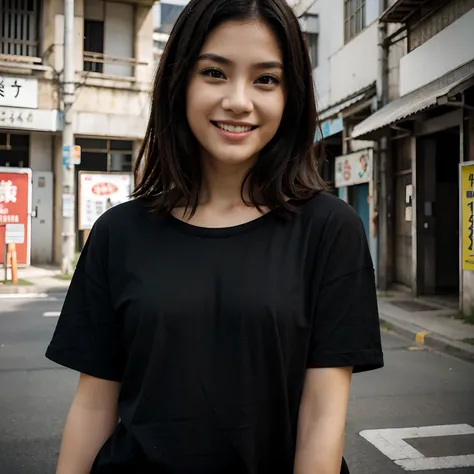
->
<box><xmin>461</xmin><ymin>163</ymin><xmax>474</xmax><ymax>271</ymax></box>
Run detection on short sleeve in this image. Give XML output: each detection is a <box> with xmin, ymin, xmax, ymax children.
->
<box><xmin>307</xmin><ymin>205</ymin><xmax>384</xmax><ymax>373</ymax></box>
<box><xmin>45</xmin><ymin>216</ymin><xmax>125</xmax><ymax>381</ymax></box>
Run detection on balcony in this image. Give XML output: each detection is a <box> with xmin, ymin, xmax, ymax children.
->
<box><xmin>379</xmin><ymin>0</ymin><xmax>426</xmax><ymax>23</ymax></box>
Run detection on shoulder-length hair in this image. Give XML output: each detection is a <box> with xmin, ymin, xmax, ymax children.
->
<box><xmin>133</xmin><ymin>0</ymin><xmax>326</xmax><ymax>216</ymax></box>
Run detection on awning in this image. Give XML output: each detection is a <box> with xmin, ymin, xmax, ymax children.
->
<box><xmin>352</xmin><ymin>69</ymin><xmax>474</xmax><ymax>140</ymax></box>
<box><xmin>379</xmin><ymin>0</ymin><xmax>425</xmax><ymax>23</ymax></box>
<box><xmin>318</xmin><ymin>84</ymin><xmax>375</xmax><ymax>121</ymax></box>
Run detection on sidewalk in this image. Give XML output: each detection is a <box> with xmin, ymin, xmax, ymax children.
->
<box><xmin>0</xmin><ymin>265</ymin><xmax>70</xmax><ymax>295</ymax></box>
<box><xmin>378</xmin><ymin>294</ymin><xmax>474</xmax><ymax>363</ymax></box>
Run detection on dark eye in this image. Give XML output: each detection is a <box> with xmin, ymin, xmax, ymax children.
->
<box><xmin>255</xmin><ymin>75</ymin><xmax>280</xmax><ymax>86</ymax></box>
<box><xmin>201</xmin><ymin>68</ymin><xmax>226</xmax><ymax>79</ymax></box>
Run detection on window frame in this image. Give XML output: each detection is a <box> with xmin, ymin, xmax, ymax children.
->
<box><xmin>0</xmin><ymin>0</ymin><xmax>42</xmax><ymax>59</ymax></box>
<box><xmin>344</xmin><ymin>0</ymin><xmax>366</xmax><ymax>43</ymax></box>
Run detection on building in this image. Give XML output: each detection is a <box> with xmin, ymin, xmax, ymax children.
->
<box><xmin>152</xmin><ymin>0</ymin><xmax>188</xmax><ymax>60</ymax></box>
<box><xmin>351</xmin><ymin>0</ymin><xmax>474</xmax><ymax>311</ymax></box>
<box><xmin>1</xmin><ymin>0</ymin><xmax>155</xmax><ymax>265</ymax></box>
<box><xmin>295</xmin><ymin>0</ymin><xmax>406</xmax><ymax>277</ymax></box>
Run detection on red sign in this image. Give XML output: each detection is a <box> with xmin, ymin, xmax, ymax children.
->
<box><xmin>0</xmin><ymin>170</ymin><xmax>30</xmax><ymax>265</ymax></box>
<box><xmin>91</xmin><ymin>182</ymin><xmax>119</xmax><ymax>196</ymax></box>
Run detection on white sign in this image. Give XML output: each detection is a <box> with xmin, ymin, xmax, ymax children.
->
<box><xmin>0</xmin><ymin>76</ymin><xmax>38</xmax><ymax>109</ymax></box>
<box><xmin>5</xmin><ymin>223</ymin><xmax>25</xmax><ymax>244</ymax></box>
<box><xmin>335</xmin><ymin>149</ymin><xmax>373</xmax><ymax>188</ymax></box>
<box><xmin>78</xmin><ymin>172</ymin><xmax>133</xmax><ymax>230</ymax></box>
<box><xmin>0</xmin><ymin>107</ymin><xmax>61</xmax><ymax>132</ymax></box>
<box><xmin>360</xmin><ymin>424</ymin><xmax>474</xmax><ymax>471</ymax></box>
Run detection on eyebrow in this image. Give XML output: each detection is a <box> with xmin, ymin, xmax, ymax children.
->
<box><xmin>197</xmin><ymin>53</ymin><xmax>283</xmax><ymax>70</ymax></box>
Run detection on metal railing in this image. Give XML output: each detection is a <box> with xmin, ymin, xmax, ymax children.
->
<box><xmin>1</xmin><ymin>0</ymin><xmax>40</xmax><ymax>58</ymax></box>
<box><xmin>83</xmin><ymin>51</ymin><xmax>148</xmax><ymax>77</ymax></box>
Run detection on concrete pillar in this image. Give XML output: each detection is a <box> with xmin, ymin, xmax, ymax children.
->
<box><xmin>29</xmin><ymin>133</ymin><xmax>54</xmax><ymax>171</ymax></box>
<box><xmin>53</xmin><ymin>135</ymin><xmax>63</xmax><ymax>265</ymax></box>
<box><xmin>134</xmin><ymin>4</ymin><xmax>155</xmax><ymax>84</ymax></box>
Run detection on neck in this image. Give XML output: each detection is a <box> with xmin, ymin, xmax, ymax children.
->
<box><xmin>199</xmin><ymin>157</ymin><xmax>254</xmax><ymax>208</ymax></box>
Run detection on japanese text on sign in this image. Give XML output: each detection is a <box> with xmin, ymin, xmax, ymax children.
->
<box><xmin>0</xmin><ymin>110</ymin><xmax>34</xmax><ymax>127</ymax></box>
<box><xmin>0</xmin><ymin>180</ymin><xmax>18</xmax><ymax>204</ymax></box>
<box><xmin>461</xmin><ymin>163</ymin><xmax>474</xmax><ymax>271</ymax></box>
<box><xmin>0</xmin><ymin>76</ymin><xmax>38</xmax><ymax>108</ymax></box>
<box><xmin>0</xmin><ymin>169</ymin><xmax>31</xmax><ymax>266</ymax></box>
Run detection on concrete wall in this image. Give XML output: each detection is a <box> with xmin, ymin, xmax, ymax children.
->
<box><xmin>400</xmin><ymin>8</ymin><xmax>474</xmax><ymax>95</ymax></box>
<box><xmin>29</xmin><ymin>133</ymin><xmax>54</xmax><ymax>171</ymax></box>
<box><xmin>307</xmin><ymin>0</ymin><xmax>380</xmax><ymax>111</ymax></box>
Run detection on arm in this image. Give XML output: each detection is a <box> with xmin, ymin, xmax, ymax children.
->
<box><xmin>294</xmin><ymin>367</ymin><xmax>352</xmax><ymax>474</ymax></box>
<box><xmin>56</xmin><ymin>373</ymin><xmax>120</xmax><ymax>474</ymax></box>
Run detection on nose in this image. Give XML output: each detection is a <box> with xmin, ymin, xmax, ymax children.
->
<box><xmin>221</xmin><ymin>83</ymin><xmax>254</xmax><ymax>115</ymax></box>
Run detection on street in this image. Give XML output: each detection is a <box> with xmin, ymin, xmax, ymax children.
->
<box><xmin>0</xmin><ymin>294</ymin><xmax>473</xmax><ymax>474</ymax></box>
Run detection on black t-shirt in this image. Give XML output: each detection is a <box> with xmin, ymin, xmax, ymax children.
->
<box><xmin>46</xmin><ymin>192</ymin><xmax>383</xmax><ymax>474</ymax></box>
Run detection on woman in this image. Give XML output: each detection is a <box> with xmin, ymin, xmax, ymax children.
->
<box><xmin>46</xmin><ymin>0</ymin><xmax>383</xmax><ymax>473</ymax></box>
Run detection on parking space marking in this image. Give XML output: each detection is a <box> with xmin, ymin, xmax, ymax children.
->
<box><xmin>43</xmin><ymin>311</ymin><xmax>60</xmax><ymax>317</ymax></box>
<box><xmin>360</xmin><ymin>424</ymin><xmax>474</xmax><ymax>471</ymax></box>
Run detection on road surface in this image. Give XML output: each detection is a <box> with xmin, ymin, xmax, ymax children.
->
<box><xmin>1</xmin><ymin>294</ymin><xmax>473</xmax><ymax>473</ymax></box>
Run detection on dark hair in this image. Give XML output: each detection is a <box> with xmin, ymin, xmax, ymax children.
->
<box><xmin>133</xmin><ymin>0</ymin><xmax>326</xmax><ymax>216</ymax></box>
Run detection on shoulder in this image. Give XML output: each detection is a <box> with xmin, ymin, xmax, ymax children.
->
<box><xmin>92</xmin><ymin>198</ymin><xmax>153</xmax><ymax>232</ymax></box>
<box><xmin>297</xmin><ymin>191</ymin><xmax>363</xmax><ymax>234</ymax></box>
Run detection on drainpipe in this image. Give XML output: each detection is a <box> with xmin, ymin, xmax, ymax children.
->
<box><xmin>376</xmin><ymin>0</ymin><xmax>390</xmax><ymax>291</ymax></box>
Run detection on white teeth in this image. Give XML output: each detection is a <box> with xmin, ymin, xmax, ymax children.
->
<box><xmin>216</xmin><ymin>123</ymin><xmax>252</xmax><ymax>133</ymax></box>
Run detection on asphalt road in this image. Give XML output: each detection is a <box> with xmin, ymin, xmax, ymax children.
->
<box><xmin>1</xmin><ymin>294</ymin><xmax>473</xmax><ymax>474</ymax></box>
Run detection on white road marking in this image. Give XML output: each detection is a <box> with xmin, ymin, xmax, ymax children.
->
<box><xmin>0</xmin><ymin>293</ymin><xmax>49</xmax><ymax>299</ymax></box>
<box><xmin>43</xmin><ymin>311</ymin><xmax>60</xmax><ymax>317</ymax></box>
<box><xmin>360</xmin><ymin>424</ymin><xmax>474</xmax><ymax>471</ymax></box>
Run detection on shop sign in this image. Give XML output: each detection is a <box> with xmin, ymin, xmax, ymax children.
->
<box><xmin>78</xmin><ymin>172</ymin><xmax>133</xmax><ymax>230</ymax></box>
<box><xmin>460</xmin><ymin>162</ymin><xmax>474</xmax><ymax>271</ymax></box>
<box><xmin>0</xmin><ymin>168</ymin><xmax>31</xmax><ymax>265</ymax></box>
<box><xmin>316</xmin><ymin>117</ymin><xmax>343</xmax><ymax>141</ymax></box>
<box><xmin>0</xmin><ymin>107</ymin><xmax>61</xmax><ymax>132</ymax></box>
<box><xmin>335</xmin><ymin>149</ymin><xmax>373</xmax><ymax>188</ymax></box>
<box><xmin>0</xmin><ymin>76</ymin><xmax>38</xmax><ymax>109</ymax></box>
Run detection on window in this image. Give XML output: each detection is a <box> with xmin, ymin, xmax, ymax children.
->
<box><xmin>305</xmin><ymin>32</ymin><xmax>319</xmax><ymax>69</ymax></box>
<box><xmin>83</xmin><ymin>0</ymin><xmax>135</xmax><ymax>77</ymax></box>
<box><xmin>0</xmin><ymin>0</ymin><xmax>41</xmax><ymax>57</ymax></box>
<box><xmin>84</xmin><ymin>19</ymin><xmax>105</xmax><ymax>73</ymax></box>
<box><xmin>344</xmin><ymin>0</ymin><xmax>366</xmax><ymax>42</ymax></box>
<box><xmin>75</xmin><ymin>138</ymin><xmax>133</xmax><ymax>172</ymax></box>
<box><xmin>299</xmin><ymin>13</ymin><xmax>319</xmax><ymax>69</ymax></box>
<box><xmin>0</xmin><ymin>132</ymin><xmax>30</xmax><ymax>168</ymax></box>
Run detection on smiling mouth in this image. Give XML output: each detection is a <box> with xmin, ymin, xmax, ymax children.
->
<box><xmin>211</xmin><ymin>121</ymin><xmax>258</xmax><ymax>133</ymax></box>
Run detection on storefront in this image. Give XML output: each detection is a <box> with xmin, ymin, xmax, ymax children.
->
<box><xmin>74</xmin><ymin>137</ymin><xmax>134</xmax><ymax>249</ymax></box>
<box><xmin>1</xmin><ymin>74</ymin><xmax>61</xmax><ymax>265</ymax></box>
<box><xmin>335</xmin><ymin>148</ymin><xmax>374</xmax><ymax>245</ymax></box>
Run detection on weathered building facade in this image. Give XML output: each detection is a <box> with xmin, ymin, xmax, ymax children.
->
<box><xmin>1</xmin><ymin>0</ymin><xmax>154</xmax><ymax>265</ymax></box>
<box><xmin>352</xmin><ymin>0</ymin><xmax>474</xmax><ymax>311</ymax></box>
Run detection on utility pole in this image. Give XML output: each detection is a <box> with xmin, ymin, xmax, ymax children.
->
<box><xmin>377</xmin><ymin>0</ymin><xmax>390</xmax><ymax>290</ymax></box>
<box><xmin>61</xmin><ymin>0</ymin><xmax>76</xmax><ymax>275</ymax></box>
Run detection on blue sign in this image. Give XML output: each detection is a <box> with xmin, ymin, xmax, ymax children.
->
<box><xmin>315</xmin><ymin>117</ymin><xmax>343</xmax><ymax>141</ymax></box>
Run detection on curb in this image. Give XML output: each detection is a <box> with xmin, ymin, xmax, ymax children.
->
<box><xmin>379</xmin><ymin>312</ymin><xmax>474</xmax><ymax>364</ymax></box>
<box><xmin>0</xmin><ymin>284</ymin><xmax>69</xmax><ymax>296</ymax></box>
<box><xmin>0</xmin><ymin>284</ymin><xmax>41</xmax><ymax>295</ymax></box>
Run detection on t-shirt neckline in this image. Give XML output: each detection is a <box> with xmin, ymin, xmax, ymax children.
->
<box><xmin>167</xmin><ymin>210</ymin><xmax>276</xmax><ymax>238</ymax></box>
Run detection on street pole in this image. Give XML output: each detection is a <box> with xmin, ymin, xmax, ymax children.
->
<box><xmin>377</xmin><ymin>0</ymin><xmax>390</xmax><ymax>290</ymax></box>
<box><xmin>61</xmin><ymin>0</ymin><xmax>76</xmax><ymax>275</ymax></box>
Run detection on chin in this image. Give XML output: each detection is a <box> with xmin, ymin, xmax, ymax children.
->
<box><xmin>206</xmin><ymin>147</ymin><xmax>259</xmax><ymax>166</ymax></box>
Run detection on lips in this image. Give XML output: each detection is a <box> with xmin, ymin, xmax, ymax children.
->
<box><xmin>211</xmin><ymin>121</ymin><xmax>257</xmax><ymax>133</ymax></box>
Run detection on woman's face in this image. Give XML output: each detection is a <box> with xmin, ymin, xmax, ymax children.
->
<box><xmin>186</xmin><ymin>20</ymin><xmax>286</xmax><ymax>168</ymax></box>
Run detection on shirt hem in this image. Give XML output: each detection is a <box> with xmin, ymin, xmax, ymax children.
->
<box><xmin>307</xmin><ymin>349</ymin><xmax>384</xmax><ymax>373</ymax></box>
